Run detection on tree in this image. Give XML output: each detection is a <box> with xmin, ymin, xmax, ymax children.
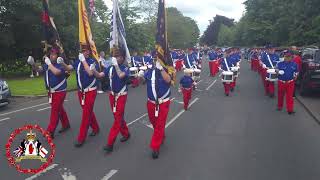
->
<box><xmin>167</xmin><ymin>7</ymin><xmax>200</xmax><ymax>49</ymax></box>
<box><xmin>200</xmin><ymin>15</ymin><xmax>234</xmax><ymax>46</ymax></box>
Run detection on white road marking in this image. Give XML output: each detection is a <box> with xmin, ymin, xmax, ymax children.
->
<box><xmin>25</xmin><ymin>164</ymin><xmax>59</xmax><ymax>180</ymax></box>
<box><xmin>165</xmin><ymin>97</ymin><xmax>200</xmax><ymax>128</ymax></box>
<box><xmin>0</xmin><ymin>117</ymin><xmax>10</xmax><ymax>122</ymax></box>
<box><xmin>59</xmin><ymin>167</ymin><xmax>77</xmax><ymax>180</ymax></box>
<box><xmin>101</xmin><ymin>170</ymin><xmax>118</xmax><ymax>180</ymax></box>
<box><xmin>37</xmin><ymin>107</ymin><xmax>51</xmax><ymax>112</ymax></box>
<box><xmin>0</xmin><ymin>102</ymin><xmax>48</xmax><ymax>117</ymax></box>
<box><xmin>174</xmin><ymin>100</ymin><xmax>184</xmax><ymax>104</ymax></box>
<box><xmin>0</xmin><ymin>100</ymin><xmax>68</xmax><ymax>117</ymax></box>
<box><xmin>206</xmin><ymin>79</ymin><xmax>217</xmax><ymax>91</ymax></box>
<box><xmin>128</xmin><ymin>113</ymin><xmax>148</xmax><ymax>126</ymax></box>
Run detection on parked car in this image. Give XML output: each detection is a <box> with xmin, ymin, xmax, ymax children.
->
<box><xmin>299</xmin><ymin>48</ymin><xmax>320</xmax><ymax>95</ymax></box>
<box><xmin>0</xmin><ymin>79</ymin><xmax>11</xmax><ymax>107</ymax></box>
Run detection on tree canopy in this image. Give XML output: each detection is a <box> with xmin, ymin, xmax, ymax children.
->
<box><xmin>201</xmin><ymin>0</ymin><xmax>320</xmax><ymax>47</ymax></box>
<box><xmin>0</xmin><ymin>0</ymin><xmax>199</xmax><ymax>62</ymax></box>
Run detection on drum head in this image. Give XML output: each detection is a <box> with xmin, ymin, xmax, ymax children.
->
<box><xmin>130</xmin><ymin>67</ymin><xmax>138</xmax><ymax>71</ymax></box>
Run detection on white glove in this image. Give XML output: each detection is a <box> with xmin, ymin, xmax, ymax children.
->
<box><xmin>278</xmin><ymin>70</ymin><xmax>285</xmax><ymax>75</ymax></box>
<box><xmin>57</xmin><ymin>57</ymin><xmax>64</xmax><ymax>64</ymax></box>
<box><xmin>44</xmin><ymin>57</ymin><xmax>51</xmax><ymax>65</ymax></box>
<box><xmin>79</xmin><ymin>53</ymin><xmax>86</xmax><ymax>62</ymax></box>
<box><xmin>89</xmin><ymin>63</ymin><xmax>96</xmax><ymax>71</ymax></box>
<box><xmin>156</xmin><ymin>61</ymin><xmax>163</xmax><ymax>71</ymax></box>
<box><xmin>138</xmin><ymin>70</ymin><xmax>144</xmax><ymax>77</ymax></box>
<box><xmin>178</xmin><ymin>88</ymin><xmax>182</xmax><ymax>93</ymax></box>
<box><xmin>262</xmin><ymin>64</ymin><xmax>267</xmax><ymax>69</ymax></box>
<box><xmin>111</xmin><ymin>57</ymin><xmax>118</xmax><ymax>66</ymax></box>
<box><xmin>27</xmin><ymin>56</ymin><xmax>35</xmax><ymax>65</ymax></box>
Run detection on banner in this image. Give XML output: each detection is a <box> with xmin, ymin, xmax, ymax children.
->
<box><xmin>41</xmin><ymin>0</ymin><xmax>64</xmax><ymax>56</ymax></box>
<box><xmin>78</xmin><ymin>0</ymin><xmax>99</xmax><ymax>60</ymax></box>
<box><xmin>155</xmin><ymin>0</ymin><xmax>175</xmax><ymax>79</ymax></box>
<box><xmin>109</xmin><ymin>0</ymin><xmax>131</xmax><ymax>64</ymax></box>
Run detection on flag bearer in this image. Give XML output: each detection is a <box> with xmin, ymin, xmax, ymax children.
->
<box><xmin>28</xmin><ymin>48</ymin><xmax>70</xmax><ymax>139</ymax></box>
<box><xmin>61</xmin><ymin>47</ymin><xmax>100</xmax><ymax>147</ymax></box>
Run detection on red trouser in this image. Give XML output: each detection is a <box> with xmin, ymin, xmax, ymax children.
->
<box><xmin>278</xmin><ymin>80</ymin><xmax>295</xmax><ymax>112</ymax></box>
<box><xmin>182</xmin><ymin>88</ymin><xmax>192</xmax><ymax>110</ymax></box>
<box><xmin>266</xmin><ymin>81</ymin><xmax>275</xmax><ymax>95</ymax></box>
<box><xmin>223</xmin><ymin>82</ymin><xmax>232</xmax><ymax>95</ymax></box>
<box><xmin>47</xmin><ymin>91</ymin><xmax>70</xmax><ymax>133</ymax></box>
<box><xmin>131</xmin><ymin>78</ymin><xmax>139</xmax><ymax>87</ymax></box>
<box><xmin>175</xmin><ymin>60</ymin><xmax>183</xmax><ymax>71</ymax></box>
<box><xmin>107</xmin><ymin>94</ymin><xmax>129</xmax><ymax>146</ymax></box>
<box><xmin>147</xmin><ymin>100</ymin><xmax>170</xmax><ymax>151</ymax></box>
<box><xmin>209</xmin><ymin>61</ymin><xmax>214</xmax><ymax>76</ymax></box>
<box><xmin>261</xmin><ymin>68</ymin><xmax>268</xmax><ymax>94</ymax></box>
<box><xmin>77</xmin><ymin>90</ymin><xmax>100</xmax><ymax>143</ymax></box>
<box><xmin>231</xmin><ymin>77</ymin><xmax>237</xmax><ymax>89</ymax></box>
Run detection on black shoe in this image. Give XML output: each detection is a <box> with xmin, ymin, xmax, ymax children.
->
<box><xmin>58</xmin><ymin>125</ymin><xmax>70</xmax><ymax>133</ymax></box>
<box><xmin>225</xmin><ymin>93</ymin><xmax>229</xmax><ymax>96</ymax></box>
<box><xmin>120</xmin><ymin>134</ymin><xmax>130</xmax><ymax>142</ymax></box>
<box><xmin>277</xmin><ymin>108</ymin><xmax>282</xmax><ymax>111</ymax></box>
<box><xmin>230</xmin><ymin>88</ymin><xmax>234</xmax><ymax>92</ymax></box>
<box><xmin>288</xmin><ymin>111</ymin><xmax>296</xmax><ymax>115</ymax></box>
<box><xmin>103</xmin><ymin>145</ymin><xmax>113</xmax><ymax>153</ymax></box>
<box><xmin>269</xmin><ymin>94</ymin><xmax>275</xmax><ymax>98</ymax></box>
<box><xmin>89</xmin><ymin>130</ymin><xmax>99</xmax><ymax>137</ymax></box>
<box><xmin>152</xmin><ymin>151</ymin><xmax>159</xmax><ymax>159</ymax></box>
<box><xmin>74</xmin><ymin>141</ymin><xmax>84</xmax><ymax>148</ymax></box>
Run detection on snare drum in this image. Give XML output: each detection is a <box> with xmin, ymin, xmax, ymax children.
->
<box><xmin>266</xmin><ymin>69</ymin><xmax>278</xmax><ymax>82</ymax></box>
<box><xmin>129</xmin><ymin>67</ymin><xmax>139</xmax><ymax>77</ymax></box>
<box><xmin>222</xmin><ymin>71</ymin><xmax>234</xmax><ymax>83</ymax></box>
<box><xmin>139</xmin><ymin>66</ymin><xmax>147</xmax><ymax>71</ymax></box>
<box><xmin>192</xmin><ymin>69</ymin><xmax>201</xmax><ymax>81</ymax></box>
<box><xmin>231</xmin><ymin>67</ymin><xmax>240</xmax><ymax>77</ymax></box>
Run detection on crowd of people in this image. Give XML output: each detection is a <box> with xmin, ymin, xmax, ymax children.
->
<box><xmin>25</xmin><ymin>44</ymin><xmax>301</xmax><ymax>159</ymax></box>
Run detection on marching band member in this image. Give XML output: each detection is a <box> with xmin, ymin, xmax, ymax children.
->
<box><xmin>183</xmin><ymin>48</ymin><xmax>197</xmax><ymax>69</ymax></box>
<box><xmin>92</xmin><ymin>48</ymin><xmax>131</xmax><ymax>153</ymax></box>
<box><xmin>179</xmin><ymin>69</ymin><xmax>194</xmax><ymax>110</ymax></box>
<box><xmin>130</xmin><ymin>51</ymin><xmax>141</xmax><ymax>87</ymax></box>
<box><xmin>220</xmin><ymin>49</ymin><xmax>235</xmax><ymax>96</ymax></box>
<box><xmin>208</xmin><ymin>50</ymin><xmax>218</xmax><ymax>76</ymax></box>
<box><xmin>261</xmin><ymin>46</ymin><xmax>280</xmax><ymax>97</ymax></box>
<box><xmin>276</xmin><ymin>51</ymin><xmax>298</xmax><ymax>115</ymax></box>
<box><xmin>229</xmin><ymin>49</ymin><xmax>241</xmax><ymax>91</ymax></box>
<box><xmin>139</xmin><ymin>60</ymin><xmax>172</xmax><ymax>159</ymax></box>
<box><xmin>61</xmin><ymin>47</ymin><xmax>100</xmax><ymax>147</ymax></box>
<box><xmin>142</xmin><ymin>51</ymin><xmax>153</xmax><ymax>67</ymax></box>
<box><xmin>28</xmin><ymin>48</ymin><xmax>70</xmax><ymax>139</ymax></box>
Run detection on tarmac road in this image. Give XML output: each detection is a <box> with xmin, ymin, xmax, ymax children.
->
<box><xmin>1</xmin><ymin>58</ymin><xmax>320</xmax><ymax>180</ymax></box>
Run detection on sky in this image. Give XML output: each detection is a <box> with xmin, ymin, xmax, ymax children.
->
<box><xmin>103</xmin><ymin>0</ymin><xmax>246</xmax><ymax>34</ymax></box>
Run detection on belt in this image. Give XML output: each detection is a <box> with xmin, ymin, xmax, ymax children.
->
<box><xmin>278</xmin><ymin>79</ymin><xmax>294</xmax><ymax>83</ymax></box>
<box><xmin>49</xmin><ymin>89</ymin><xmax>66</xmax><ymax>93</ymax></box>
<box><xmin>81</xmin><ymin>87</ymin><xmax>97</xmax><ymax>93</ymax></box>
<box><xmin>148</xmin><ymin>98</ymin><xmax>170</xmax><ymax>104</ymax></box>
<box><xmin>110</xmin><ymin>91</ymin><xmax>128</xmax><ymax>96</ymax></box>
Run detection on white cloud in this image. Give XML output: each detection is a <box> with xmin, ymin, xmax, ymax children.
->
<box><xmin>104</xmin><ymin>0</ymin><xmax>246</xmax><ymax>34</ymax></box>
